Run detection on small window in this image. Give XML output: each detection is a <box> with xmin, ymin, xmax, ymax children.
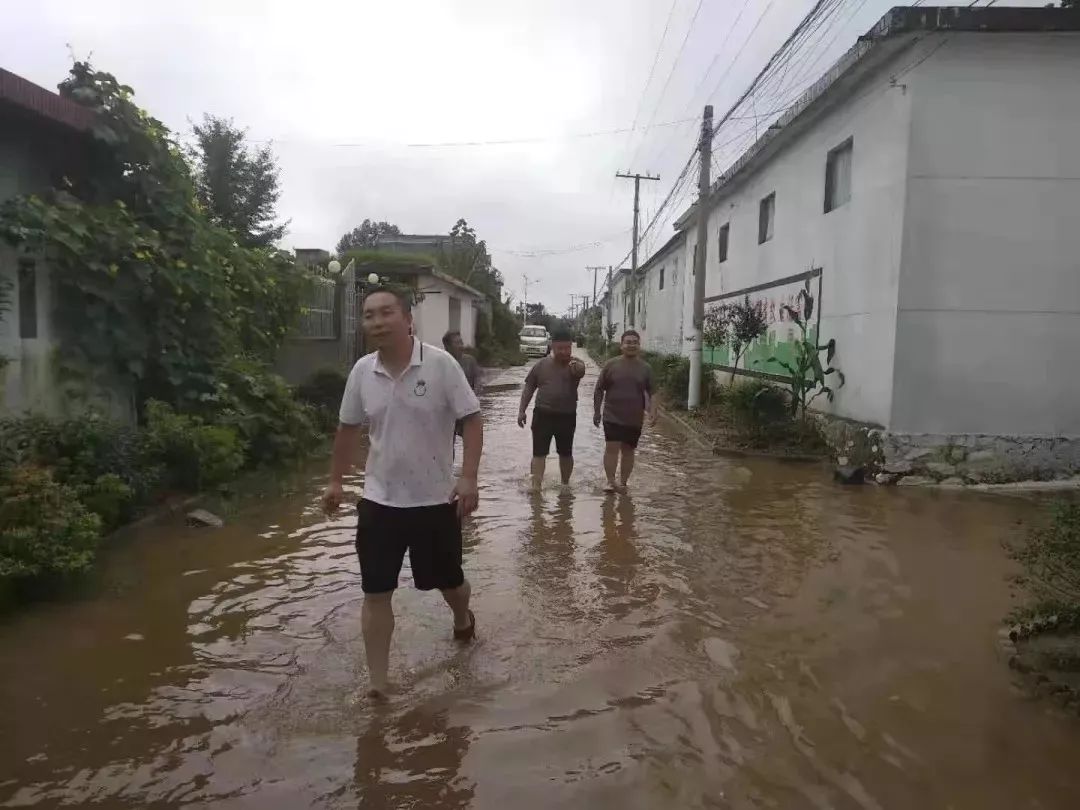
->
<box><xmin>717</xmin><ymin>223</ymin><xmax>730</xmax><ymax>263</ymax></box>
<box><xmin>758</xmin><ymin>193</ymin><xmax>775</xmax><ymax>244</ymax></box>
<box><xmin>825</xmin><ymin>138</ymin><xmax>853</xmax><ymax>213</ymax></box>
<box><xmin>692</xmin><ymin>243</ymin><xmax>698</xmax><ymax>275</ymax></box>
<box><xmin>659</xmin><ymin>267</ymin><xmax>665</xmax><ymax>290</ymax></box>
<box><xmin>18</xmin><ymin>259</ymin><xmax>37</xmax><ymax>339</ymax></box>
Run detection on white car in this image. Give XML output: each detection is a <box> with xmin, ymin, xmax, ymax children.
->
<box><xmin>518</xmin><ymin>325</ymin><xmax>551</xmax><ymax>358</ymax></box>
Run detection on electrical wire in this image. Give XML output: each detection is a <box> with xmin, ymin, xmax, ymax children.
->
<box><xmin>627</xmin><ymin>0</ymin><xmax>709</xmax><ymax>172</ymax></box>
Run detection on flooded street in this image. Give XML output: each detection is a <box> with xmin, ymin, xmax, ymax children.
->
<box><xmin>3</xmin><ymin>358</ymin><xmax>1080</xmax><ymax>809</ymax></box>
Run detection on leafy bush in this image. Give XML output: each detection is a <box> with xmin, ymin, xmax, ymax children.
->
<box><xmin>76</xmin><ymin>474</ymin><xmax>135</xmax><ymax>531</ymax></box>
<box><xmin>296</xmin><ymin>367</ymin><xmax>348</xmax><ymax>431</ymax></box>
<box><xmin>727</xmin><ymin>380</ymin><xmax>789</xmax><ymax>427</ymax></box>
<box><xmin>641</xmin><ymin>352</ymin><xmax>720</xmax><ymax>409</ymax></box>
<box><xmin>144</xmin><ymin>401</ymin><xmax>246</xmax><ymax>491</ymax></box>
<box><xmin>0</xmin><ymin>413</ymin><xmax>158</xmax><ymax>503</ymax></box>
<box><xmin>0</xmin><ymin>466</ymin><xmax>102</xmax><ymax>582</ymax></box>
<box><xmin>200</xmin><ymin>357</ymin><xmax>319</xmax><ymax>466</ymax></box>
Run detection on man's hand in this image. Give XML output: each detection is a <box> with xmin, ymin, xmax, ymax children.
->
<box><xmin>452</xmin><ymin>475</ymin><xmax>479</xmax><ymax>519</ymax></box>
<box><xmin>593</xmin><ymin>412</ymin><xmax>601</xmax><ymax>428</ymax></box>
<box><xmin>517</xmin><ymin>410</ymin><xmax>527</xmax><ymax>428</ymax></box>
<box><xmin>322</xmin><ymin>480</ymin><xmax>345</xmax><ymax>515</ymax></box>
<box><xmin>569</xmin><ymin>359</ymin><xmax>586</xmax><ymax>380</ymax></box>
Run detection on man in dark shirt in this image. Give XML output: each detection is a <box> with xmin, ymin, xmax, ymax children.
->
<box><xmin>444</xmin><ymin>331</ymin><xmax>483</xmax><ymax>438</ymax></box>
<box><xmin>518</xmin><ymin>330</ymin><xmax>586</xmax><ymax>487</ymax></box>
<box><xmin>593</xmin><ymin>329</ymin><xmax>656</xmax><ymax>492</ymax></box>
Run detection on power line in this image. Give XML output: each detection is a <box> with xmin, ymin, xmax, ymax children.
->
<box><xmin>617</xmin><ymin>0</ymin><xmax>681</xmax><ymax>170</ymax></box>
<box><xmin>627</xmin><ymin>0</ymin><xmax>709</xmax><ymax>172</ymax></box>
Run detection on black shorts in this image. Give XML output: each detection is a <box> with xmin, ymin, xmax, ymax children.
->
<box><xmin>355</xmin><ymin>500</ymin><xmax>464</xmax><ymax>594</ymax></box>
<box><xmin>603</xmin><ymin>420</ymin><xmax>642</xmax><ymax>449</ymax></box>
<box><xmin>532</xmin><ymin>409</ymin><xmax>576</xmax><ymax>457</ymax></box>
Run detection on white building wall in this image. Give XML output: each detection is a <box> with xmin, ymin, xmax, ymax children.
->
<box><xmin>411</xmin><ymin>275</ymin><xmax>481</xmax><ymax>349</ymax></box>
<box><xmin>638</xmin><ymin>239</ymin><xmax>688</xmax><ymax>355</ymax></box>
<box><xmin>683</xmin><ymin>54</ymin><xmax>914</xmax><ymax>426</ymax></box>
<box><xmin>892</xmin><ymin>33</ymin><xmax>1080</xmax><ymax>436</ymax></box>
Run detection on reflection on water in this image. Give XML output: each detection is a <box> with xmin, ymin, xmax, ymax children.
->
<box><xmin>2</xmin><ymin>361</ymin><xmax>1080</xmax><ymax>808</ymax></box>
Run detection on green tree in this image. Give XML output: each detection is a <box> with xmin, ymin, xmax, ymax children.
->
<box><xmin>192</xmin><ymin>115</ymin><xmax>287</xmax><ymax>247</ymax></box>
<box><xmin>0</xmin><ymin>62</ymin><xmax>305</xmax><ymax>410</ymax></box>
<box><xmin>439</xmin><ymin>218</ymin><xmax>503</xmax><ymax>295</ymax></box>
<box><xmin>336</xmin><ymin>219</ymin><xmax>400</xmax><ymax>254</ymax></box>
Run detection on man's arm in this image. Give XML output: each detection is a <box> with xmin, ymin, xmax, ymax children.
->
<box><xmin>518</xmin><ymin>368</ymin><xmax>537</xmax><ymax>427</ymax></box>
<box><xmin>645</xmin><ymin>368</ymin><xmax>658</xmax><ymax>425</ymax></box>
<box><xmin>593</xmin><ymin>365</ymin><xmax>607</xmax><ymax>426</ymax></box>
<box><xmin>444</xmin><ymin>355</ymin><xmax>483</xmax><ymax>516</ymax></box>
<box><xmin>323</xmin><ymin>364</ymin><xmax>365</xmax><ymax>513</ymax></box>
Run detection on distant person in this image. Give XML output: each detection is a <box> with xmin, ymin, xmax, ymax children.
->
<box><xmin>593</xmin><ymin>329</ymin><xmax>656</xmax><ymax>492</ymax></box>
<box><xmin>322</xmin><ymin>287</ymin><xmax>483</xmax><ymax>699</ymax></box>
<box><xmin>443</xmin><ymin>330</ymin><xmax>483</xmax><ymax>437</ymax></box>
<box><xmin>518</xmin><ymin>329</ymin><xmax>586</xmax><ymax>488</ymax></box>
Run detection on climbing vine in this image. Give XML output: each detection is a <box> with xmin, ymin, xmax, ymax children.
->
<box><xmin>0</xmin><ymin>63</ymin><xmax>305</xmax><ymax>409</ymax></box>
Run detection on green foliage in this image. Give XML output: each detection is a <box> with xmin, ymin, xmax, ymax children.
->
<box><xmin>76</xmin><ymin>474</ymin><xmax>134</xmax><ymax>531</ymax></box>
<box><xmin>1009</xmin><ymin>501</ymin><xmax>1080</xmax><ymax>614</ymax></box>
<box><xmin>761</xmin><ymin>281</ymin><xmax>844</xmax><ymax>418</ymax></box>
<box><xmin>0</xmin><ymin>412</ymin><xmax>158</xmax><ymax>503</ymax></box>
<box><xmin>296</xmin><ymin>367</ymin><xmax>348</xmax><ymax>431</ymax></box>
<box><xmin>144</xmin><ymin>400</ymin><xmax>246</xmax><ymax>491</ymax></box>
<box><xmin>0</xmin><ymin>466</ymin><xmax>102</xmax><ymax>582</ymax></box>
<box><xmin>475</xmin><ymin>298</ymin><xmax>526</xmax><ymax>367</ymax></box>
<box><xmin>336</xmin><ymin>219</ymin><xmax>401</xmax><ymax>254</ymax></box>
<box><xmin>198</xmin><ymin>357</ymin><xmax>318</xmax><ymax>466</ymax></box>
<box><xmin>727</xmin><ymin>379</ymin><xmax>789</xmax><ymax>427</ymax></box>
<box><xmin>640</xmin><ymin>351</ymin><xmax>720</xmax><ymax>409</ymax></box>
<box><xmin>705</xmin><ymin>296</ymin><xmax>769</xmax><ymax>380</ymax></box>
<box><xmin>438</xmin><ymin>218</ymin><xmax>503</xmax><ymax>296</ymax></box>
<box><xmin>0</xmin><ymin>63</ymin><xmax>306</xmax><ymax>409</ymax></box>
<box><xmin>191</xmin><ymin>114</ymin><xmax>287</xmax><ymax>247</ymax></box>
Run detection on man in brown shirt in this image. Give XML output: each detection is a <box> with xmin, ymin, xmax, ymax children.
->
<box><xmin>593</xmin><ymin>329</ymin><xmax>656</xmax><ymax>492</ymax></box>
<box><xmin>518</xmin><ymin>330</ymin><xmax>586</xmax><ymax>487</ymax></box>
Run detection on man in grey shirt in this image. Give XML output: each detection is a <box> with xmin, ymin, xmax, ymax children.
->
<box><xmin>593</xmin><ymin>329</ymin><xmax>656</xmax><ymax>492</ymax></box>
<box><xmin>444</xmin><ymin>331</ymin><xmax>483</xmax><ymax>437</ymax></box>
<box><xmin>518</xmin><ymin>329</ymin><xmax>586</xmax><ymax>487</ymax></box>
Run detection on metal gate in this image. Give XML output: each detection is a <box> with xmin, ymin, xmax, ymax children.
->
<box><xmin>340</xmin><ymin>258</ymin><xmax>358</xmax><ymax>367</ymax></box>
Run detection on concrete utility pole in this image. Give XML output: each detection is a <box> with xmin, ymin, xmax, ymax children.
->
<box><xmin>586</xmin><ymin>266</ymin><xmax>605</xmax><ymax>310</ymax></box>
<box><xmin>688</xmin><ymin>105</ymin><xmax>713</xmax><ymax>410</ymax></box>
<box><xmin>616</xmin><ymin>171</ymin><xmax>660</xmax><ymax>327</ymax></box>
<box><xmin>522</xmin><ymin>273</ymin><xmax>533</xmax><ymax>326</ymax></box>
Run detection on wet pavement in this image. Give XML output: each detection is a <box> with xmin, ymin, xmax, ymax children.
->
<box><xmin>3</xmin><ymin>354</ymin><xmax>1080</xmax><ymax>808</ymax></box>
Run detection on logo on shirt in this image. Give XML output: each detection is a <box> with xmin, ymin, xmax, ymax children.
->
<box><xmin>413</xmin><ymin>379</ymin><xmax>427</xmax><ymax>397</ymax></box>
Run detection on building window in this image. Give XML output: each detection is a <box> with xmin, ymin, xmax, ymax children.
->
<box><xmin>692</xmin><ymin>243</ymin><xmax>698</xmax><ymax>275</ymax></box>
<box><xmin>718</xmin><ymin>223</ymin><xmax>730</xmax><ymax>263</ymax></box>
<box><xmin>659</xmin><ymin>267</ymin><xmax>665</xmax><ymax>290</ymax></box>
<box><xmin>18</xmin><ymin>259</ymin><xmax>37</xmax><ymax>339</ymax></box>
<box><xmin>824</xmin><ymin>138</ymin><xmax>853</xmax><ymax>213</ymax></box>
<box><xmin>758</xmin><ymin>193</ymin><xmax>775</xmax><ymax>244</ymax></box>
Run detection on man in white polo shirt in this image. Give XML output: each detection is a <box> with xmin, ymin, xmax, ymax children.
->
<box><xmin>322</xmin><ymin>286</ymin><xmax>483</xmax><ymax>698</ymax></box>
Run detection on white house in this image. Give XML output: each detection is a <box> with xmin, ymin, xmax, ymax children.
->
<box><xmin>627</xmin><ymin>5</ymin><xmax>1080</xmax><ymax>470</ymax></box>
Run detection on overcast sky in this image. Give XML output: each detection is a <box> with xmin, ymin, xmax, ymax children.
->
<box><xmin>3</xmin><ymin>0</ymin><xmax>991</xmax><ymax>311</ymax></box>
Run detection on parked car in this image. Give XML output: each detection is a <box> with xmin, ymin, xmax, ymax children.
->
<box><xmin>518</xmin><ymin>325</ymin><xmax>551</xmax><ymax>358</ymax></box>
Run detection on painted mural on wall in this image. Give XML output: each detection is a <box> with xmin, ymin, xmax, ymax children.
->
<box><xmin>704</xmin><ymin>274</ymin><xmax>820</xmax><ymax>379</ymax></box>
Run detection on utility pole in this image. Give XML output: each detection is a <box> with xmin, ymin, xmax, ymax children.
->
<box><xmin>586</xmin><ymin>266</ymin><xmax>605</xmax><ymax>310</ymax></box>
<box><xmin>688</xmin><ymin>105</ymin><xmax>714</xmax><ymax>410</ymax></box>
<box><xmin>522</xmin><ymin>273</ymin><xmax>533</xmax><ymax>326</ymax></box>
<box><xmin>616</xmin><ymin>171</ymin><xmax>660</xmax><ymax>327</ymax></box>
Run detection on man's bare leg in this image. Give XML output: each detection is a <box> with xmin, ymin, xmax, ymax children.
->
<box><xmin>559</xmin><ymin>455</ymin><xmax>574</xmax><ymax>484</ymax></box>
<box><xmin>441</xmin><ymin>579</ymin><xmax>472</xmax><ymax>632</ymax></box>
<box><xmin>530</xmin><ymin>456</ymin><xmax>546</xmax><ymax>489</ymax></box>
<box><xmin>361</xmin><ymin>592</ymin><xmax>394</xmax><ymax>696</ymax></box>
<box><xmin>603</xmin><ymin>442</ymin><xmax>620</xmax><ymax>491</ymax></box>
<box><xmin>619</xmin><ymin>445</ymin><xmax>636</xmax><ymax>489</ymax></box>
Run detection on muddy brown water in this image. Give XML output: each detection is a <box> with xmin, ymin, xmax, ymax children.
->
<box><xmin>3</xmin><ymin>360</ymin><xmax>1080</xmax><ymax>809</ymax></box>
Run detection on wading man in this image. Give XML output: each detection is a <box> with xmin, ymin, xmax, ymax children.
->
<box><xmin>518</xmin><ymin>329</ymin><xmax>586</xmax><ymax>488</ymax></box>
<box><xmin>323</xmin><ymin>287</ymin><xmax>483</xmax><ymax>698</ymax></box>
<box><xmin>593</xmin><ymin>329</ymin><xmax>656</xmax><ymax>492</ymax></box>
